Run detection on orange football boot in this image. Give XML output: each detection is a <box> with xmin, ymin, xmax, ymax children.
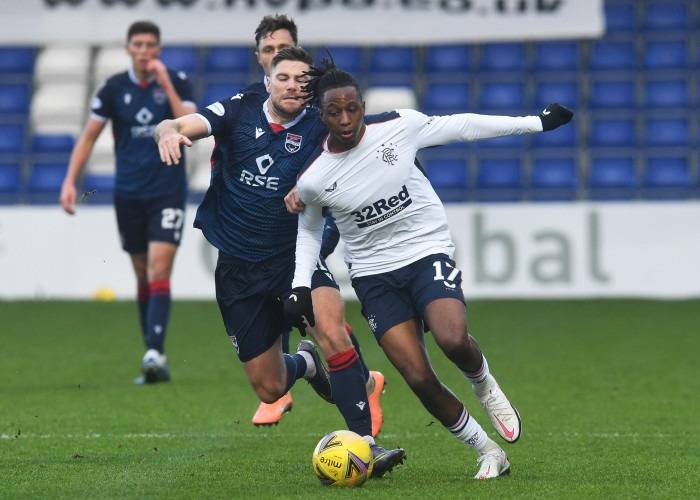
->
<box><xmin>252</xmin><ymin>392</ymin><xmax>293</xmax><ymax>426</ymax></box>
<box><xmin>367</xmin><ymin>371</ymin><xmax>386</xmax><ymax>437</ymax></box>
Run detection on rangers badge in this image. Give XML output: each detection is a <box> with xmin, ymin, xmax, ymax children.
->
<box><xmin>285</xmin><ymin>133</ymin><xmax>303</xmax><ymax>153</ymax></box>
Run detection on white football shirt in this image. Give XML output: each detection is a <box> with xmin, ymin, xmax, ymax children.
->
<box><xmin>292</xmin><ymin>109</ymin><xmax>542</xmax><ymax>287</ymax></box>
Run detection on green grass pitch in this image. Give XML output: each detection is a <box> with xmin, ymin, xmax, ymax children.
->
<box><xmin>2</xmin><ymin>300</ymin><xmax>698</xmax><ymax>499</ymax></box>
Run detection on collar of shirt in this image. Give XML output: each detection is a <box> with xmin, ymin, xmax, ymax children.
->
<box><xmin>128</xmin><ymin>65</ymin><xmax>156</xmax><ymax>88</ymax></box>
<box><xmin>262</xmin><ymin>98</ymin><xmax>307</xmax><ymax>133</ymax></box>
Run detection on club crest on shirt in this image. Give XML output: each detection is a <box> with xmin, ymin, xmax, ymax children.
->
<box><xmin>375</xmin><ymin>142</ymin><xmax>398</xmax><ymax>166</ymax></box>
<box><xmin>285</xmin><ymin>133</ymin><xmax>302</xmax><ymax>153</ymax></box>
<box><xmin>153</xmin><ymin>88</ymin><xmax>167</xmax><ymax>105</ymax></box>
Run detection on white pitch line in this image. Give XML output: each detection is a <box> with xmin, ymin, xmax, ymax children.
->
<box><xmin>0</xmin><ymin>431</ymin><xmax>675</xmax><ymax>441</ymax></box>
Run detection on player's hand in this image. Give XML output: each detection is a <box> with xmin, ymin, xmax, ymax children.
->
<box><xmin>59</xmin><ymin>181</ymin><xmax>77</xmax><ymax>215</ymax></box>
<box><xmin>539</xmin><ymin>103</ymin><xmax>574</xmax><ymax>131</ymax></box>
<box><xmin>157</xmin><ymin>130</ymin><xmax>192</xmax><ymax>166</ymax></box>
<box><xmin>146</xmin><ymin>59</ymin><xmax>170</xmax><ymax>87</ymax></box>
<box><xmin>283</xmin><ymin>286</ymin><xmax>315</xmax><ymax>336</ymax></box>
<box><xmin>284</xmin><ymin>186</ymin><xmax>305</xmax><ymax>214</ymax></box>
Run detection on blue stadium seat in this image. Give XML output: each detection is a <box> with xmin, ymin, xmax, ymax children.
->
<box><xmin>425</xmin><ymin>158</ymin><xmax>469</xmax><ymax>202</ymax></box>
<box><xmin>589</xmin><ymin>41</ymin><xmax>636</xmax><ymax>71</ymax></box>
<box><xmin>479</xmin><ymin>43</ymin><xmax>526</xmax><ymax>73</ymax></box>
<box><xmin>604</xmin><ymin>1</ymin><xmax>636</xmax><ymax>32</ymax></box>
<box><xmin>201</xmin><ymin>81</ymin><xmax>247</xmax><ymax>106</ymax></box>
<box><xmin>589</xmin><ymin>118</ymin><xmax>636</xmax><ymax>147</ymax></box>
<box><xmin>644</xmin><ymin>118</ymin><xmax>690</xmax><ymax>147</ymax></box>
<box><xmin>369</xmin><ymin>47</ymin><xmax>415</xmax><ymax>73</ymax></box>
<box><xmin>161</xmin><ymin>46</ymin><xmax>199</xmax><ymax>74</ymax></box>
<box><xmin>204</xmin><ymin>46</ymin><xmax>251</xmax><ymax>74</ymax></box>
<box><xmin>0</xmin><ymin>84</ymin><xmax>30</xmax><ymax>115</ymax></box>
<box><xmin>530</xmin><ymin>157</ymin><xmax>578</xmax><ymax>201</ymax></box>
<box><xmin>0</xmin><ymin>47</ymin><xmax>35</xmax><ymax>76</ymax></box>
<box><xmin>477</xmin><ymin>134</ymin><xmax>527</xmax><ymax>150</ymax></box>
<box><xmin>644</xmin><ymin>1</ymin><xmax>689</xmax><ymax>31</ymax></box>
<box><xmin>475</xmin><ymin>158</ymin><xmax>523</xmax><ymax>202</ymax></box>
<box><xmin>532</xmin><ymin>122</ymin><xmax>577</xmax><ymax>148</ymax></box>
<box><xmin>534</xmin><ymin>81</ymin><xmax>578</xmax><ymax>109</ymax></box>
<box><xmin>421</xmin><ymin>83</ymin><xmax>470</xmax><ymax>115</ymax></box>
<box><xmin>588</xmin><ymin>79</ymin><xmax>636</xmax><ymax>109</ymax></box>
<box><xmin>324</xmin><ymin>46</ymin><xmax>364</xmax><ymax>74</ymax></box>
<box><xmin>27</xmin><ymin>163</ymin><xmax>66</xmax><ymax>202</ymax></box>
<box><xmin>82</xmin><ymin>174</ymin><xmax>116</xmax><ymax>204</ymax></box>
<box><xmin>478</xmin><ymin>81</ymin><xmax>525</xmax><ymax>112</ymax></box>
<box><xmin>424</xmin><ymin>45</ymin><xmax>472</xmax><ymax>75</ymax></box>
<box><xmin>0</xmin><ymin>123</ymin><xmax>25</xmax><ymax>154</ymax></box>
<box><xmin>588</xmin><ymin>157</ymin><xmax>638</xmax><ymax>200</ymax></box>
<box><xmin>644</xmin><ymin>79</ymin><xmax>689</xmax><ymax>108</ymax></box>
<box><xmin>32</xmin><ymin>134</ymin><xmax>75</xmax><ymax>154</ymax></box>
<box><xmin>533</xmin><ymin>42</ymin><xmax>579</xmax><ymax>72</ymax></box>
<box><xmin>644</xmin><ymin>40</ymin><xmax>688</xmax><ymax>70</ymax></box>
<box><xmin>0</xmin><ymin>162</ymin><xmax>21</xmax><ymax>203</ymax></box>
<box><xmin>642</xmin><ymin>156</ymin><xmax>692</xmax><ymax>200</ymax></box>
<box><xmin>368</xmin><ymin>47</ymin><xmax>415</xmax><ymax>86</ymax></box>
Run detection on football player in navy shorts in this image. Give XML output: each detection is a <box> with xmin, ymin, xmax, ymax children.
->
<box><xmin>285</xmin><ymin>62</ymin><xmax>572</xmax><ymax>479</ymax></box>
<box><xmin>235</xmin><ymin>14</ymin><xmax>387</xmax><ymax>433</ymax></box>
<box><xmin>155</xmin><ymin>47</ymin><xmax>405</xmax><ymax>477</ymax></box>
<box><xmin>60</xmin><ymin>21</ymin><xmax>196</xmax><ymax>384</ymax></box>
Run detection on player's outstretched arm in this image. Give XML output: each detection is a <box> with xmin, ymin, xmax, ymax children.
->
<box><xmin>60</xmin><ymin>118</ymin><xmax>106</xmax><ymax>215</ymax></box>
<box><xmin>411</xmin><ymin>103</ymin><xmax>574</xmax><ymax>149</ymax></box>
<box><xmin>154</xmin><ymin>114</ymin><xmax>208</xmax><ymax>166</ymax></box>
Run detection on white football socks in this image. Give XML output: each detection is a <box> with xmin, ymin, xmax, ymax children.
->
<box><xmin>463</xmin><ymin>355</ymin><xmax>492</xmax><ymax>398</ymax></box>
<box><xmin>447</xmin><ymin>407</ymin><xmax>496</xmax><ymax>454</ymax></box>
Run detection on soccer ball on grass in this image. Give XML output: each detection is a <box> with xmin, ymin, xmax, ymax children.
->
<box><xmin>311</xmin><ymin>430</ymin><xmax>373</xmax><ymax>487</ymax></box>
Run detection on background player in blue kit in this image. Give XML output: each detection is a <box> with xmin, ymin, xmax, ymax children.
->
<box><xmin>238</xmin><ymin>14</ymin><xmax>387</xmax><ymax>432</ymax></box>
<box><xmin>59</xmin><ymin>21</ymin><xmax>196</xmax><ymax>384</ymax></box>
<box><xmin>154</xmin><ymin>47</ymin><xmax>405</xmax><ymax>477</ymax></box>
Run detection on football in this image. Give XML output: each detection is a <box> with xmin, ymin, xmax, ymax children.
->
<box><xmin>311</xmin><ymin>430</ymin><xmax>374</xmax><ymax>487</ymax></box>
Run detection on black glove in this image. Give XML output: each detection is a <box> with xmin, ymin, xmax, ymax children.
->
<box><xmin>283</xmin><ymin>286</ymin><xmax>315</xmax><ymax>336</ymax></box>
<box><xmin>539</xmin><ymin>103</ymin><xmax>574</xmax><ymax>131</ymax></box>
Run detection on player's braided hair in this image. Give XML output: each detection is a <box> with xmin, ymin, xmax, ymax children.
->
<box><xmin>302</xmin><ymin>55</ymin><xmax>361</xmax><ymax>107</ymax></box>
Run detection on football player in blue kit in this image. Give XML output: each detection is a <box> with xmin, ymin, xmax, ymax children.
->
<box><xmin>240</xmin><ymin>14</ymin><xmax>387</xmax><ymax>433</ymax></box>
<box><xmin>59</xmin><ymin>21</ymin><xmax>196</xmax><ymax>384</ymax></box>
<box><xmin>154</xmin><ymin>47</ymin><xmax>405</xmax><ymax>477</ymax></box>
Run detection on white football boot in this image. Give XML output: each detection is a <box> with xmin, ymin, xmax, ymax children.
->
<box><xmin>474</xmin><ymin>447</ymin><xmax>510</xmax><ymax>480</ymax></box>
<box><xmin>478</xmin><ymin>374</ymin><xmax>521</xmax><ymax>443</ymax></box>
<box><xmin>135</xmin><ymin>349</ymin><xmax>170</xmax><ymax>384</ymax></box>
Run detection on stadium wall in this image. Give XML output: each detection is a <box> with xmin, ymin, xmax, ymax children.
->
<box><xmin>1</xmin><ymin>0</ymin><xmax>604</xmax><ymax>44</ymax></box>
<box><xmin>2</xmin><ymin>201</ymin><xmax>699</xmax><ymax>300</ymax></box>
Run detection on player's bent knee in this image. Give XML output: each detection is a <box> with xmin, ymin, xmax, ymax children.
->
<box><xmin>314</xmin><ymin>326</ymin><xmax>352</xmax><ymax>356</ymax></box>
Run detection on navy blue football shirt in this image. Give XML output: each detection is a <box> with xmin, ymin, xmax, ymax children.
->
<box><xmin>91</xmin><ymin>67</ymin><xmax>194</xmax><ymax>197</ymax></box>
<box><xmin>194</xmin><ymin>91</ymin><xmax>328</xmax><ymax>262</ymax></box>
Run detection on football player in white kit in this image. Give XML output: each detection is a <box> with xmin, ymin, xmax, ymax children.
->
<box><xmin>283</xmin><ymin>62</ymin><xmax>573</xmax><ymax>479</ymax></box>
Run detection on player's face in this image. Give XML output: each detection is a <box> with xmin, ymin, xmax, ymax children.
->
<box><xmin>256</xmin><ymin>29</ymin><xmax>296</xmax><ymax>77</ymax></box>
<box><xmin>126</xmin><ymin>33</ymin><xmax>161</xmax><ymax>73</ymax></box>
<box><xmin>266</xmin><ymin>60</ymin><xmax>310</xmax><ymax>120</ymax></box>
<box><xmin>321</xmin><ymin>86</ymin><xmax>366</xmax><ymax>152</ymax></box>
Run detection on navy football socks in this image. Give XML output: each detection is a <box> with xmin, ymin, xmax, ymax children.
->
<box><xmin>327</xmin><ymin>347</ymin><xmax>372</xmax><ymax>437</ymax></box>
<box><xmin>137</xmin><ymin>283</ymin><xmax>149</xmax><ymax>342</ymax></box>
<box><xmin>282</xmin><ymin>353</ymin><xmax>308</xmax><ymax>393</ymax></box>
<box><xmin>345</xmin><ymin>323</ymin><xmax>370</xmax><ymax>383</ymax></box>
<box><xmin>145</xmin><ymin>280</ymin><xmax>171</xmax><ymax>354</ymax></box>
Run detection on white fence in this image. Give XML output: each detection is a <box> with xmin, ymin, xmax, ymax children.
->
<box><xmin>2</xmin><ymin>201</ymin><xmax>699</xmax><ymax>300</ymax></box>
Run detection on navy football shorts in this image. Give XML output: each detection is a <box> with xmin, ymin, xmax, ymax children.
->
<box><xmin>114</xmin><ymin>192</ymin><xmax>185</xmax><ymax>254</ymax></box>
<box><xmin>351</xmin><ymin>253</ymin><xmax>465</xmax><ymax>342</ymax></box>
<box><xmin>215</xmin><ymin>252</ymin><xmax>339</xmax><ymax>362</ymax></box>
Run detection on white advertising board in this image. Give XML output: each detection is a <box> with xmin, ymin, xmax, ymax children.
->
<box><xmin>1</xmin><ymin>202</ymin><xmax>699</xmax><ymax>300</ymax></box>
<box><xmin>0</xmin><ymin>0</ymin><xmax>604</xmax><ymax>45</ymax></box>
